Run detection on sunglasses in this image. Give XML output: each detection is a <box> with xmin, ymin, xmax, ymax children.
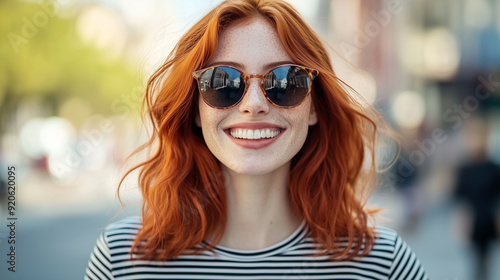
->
<box><xmin>193</xmin><ymin>64</ymin><xmax>319</xmax><ymax>109</ymax></box>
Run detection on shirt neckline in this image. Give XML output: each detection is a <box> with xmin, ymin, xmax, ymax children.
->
<box><xmin>202</xmin><ymin>220</ymin><xmax>308</xmax><ymax>261</ymax></box>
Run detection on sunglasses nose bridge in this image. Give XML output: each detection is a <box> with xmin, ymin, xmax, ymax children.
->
<box><xmin>243</xmin><ymin>74</ymin><xmax>265</xmax><ymax>95</ymax></box>
<box><xmin>240</xmin><ymin>74</ymin><xmax>269</xmax><ymax>110</ymax></box>
<box><xmin>244</xmin><ymin>74</ymin><xmax>265</xmax><ymax>85</ymax></box>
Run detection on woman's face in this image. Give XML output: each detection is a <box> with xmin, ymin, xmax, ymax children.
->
<box><xmin>196</xmin><ymin>16</ymin><xmax>317</xmax><ymax>175</ymax></box>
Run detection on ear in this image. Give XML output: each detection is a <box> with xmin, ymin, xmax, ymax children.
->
<box><xmin>308</xmin><ymin>102</ymin><xmax>318</xmax><ymax>126</ymax></box>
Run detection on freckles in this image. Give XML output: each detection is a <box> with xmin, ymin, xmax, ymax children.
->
<box><xmin>216</xmin><ymin>33</ymin><xmax>243</xmax><ymax>59</ymax></box>
<box><xmin>282</xmin><ymin>103</ymin><xmax>311</xmax><ymax>122</ymax></box>
<box><xmin>245</xmin><ymin>25</ymin><xmax>288</xmax><ymax>62</ymax></box>
<box><xmin>212</xmin><ymin>18</ymin><xmax>292</xmax><ymax>67</ymax></box>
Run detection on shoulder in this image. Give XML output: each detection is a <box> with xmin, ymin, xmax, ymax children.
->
<box><xmin>104</xmin><ymin>216</ymin><xmax>142</xmax><ymax>236</ymax></box>
<box><xmin>359</xmin><ymin>226</ymin><xmax>400</xmax><ymax>256</ymax></box>
<box><xmin>347</xmin><ymin>227</ymin><xmax>398</xmax><ymax>268</ymax></box>
<box><xmin>85</xmin><ymin>216</ymin><xmax>142</xmax><ymax>279</ymax></box>
<box><xmin>370</xmin><ymin>226</ymin><xmax>428</xmax><ymax>280</ymax></box>
<box><xmin>372</xmin><ymin>226</ymin><xmax>411</xmax><ymax>261</ymax></box>
<box><xmin>100</xmin><ymin>216</ymin><xmax>142</xmax><ymax>253</ymax></box>
<box><xmin>373</xmin><ymin>226</ymin><xmax>399</xmax><ymax>243</ymax></box>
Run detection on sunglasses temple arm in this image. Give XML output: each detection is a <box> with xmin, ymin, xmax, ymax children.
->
<box><xmin>310</xmin><ymin>69</ymin><xmax>319</xmax><ymax>80</ymax></box>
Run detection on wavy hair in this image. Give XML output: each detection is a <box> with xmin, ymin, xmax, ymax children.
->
<box><xmin>119</xmin><ymin>0</ymin><xmax>384</xmax><ymax>262</ymax></box>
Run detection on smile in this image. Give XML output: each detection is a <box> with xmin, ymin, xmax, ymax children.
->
<box><xmin>229</xmin><ymin>128</ymin><xmax>281</xmax><ymax>140</ymax></box>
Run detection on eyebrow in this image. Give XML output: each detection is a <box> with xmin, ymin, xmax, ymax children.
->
<box><xmin>206</xmin><ymin>60</ymin><xmax>296</xmax><ymax>71</ymax></box>
<box><xmin>264</xmin><ymin>60</ymin><xmax>296</xmax><ymax>69</ymax></box>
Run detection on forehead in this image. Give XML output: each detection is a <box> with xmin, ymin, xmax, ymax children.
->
<box><xmin>209</xmin><ymin>16</ymin><xmax>293</xmax><ymax>71</ymax></box>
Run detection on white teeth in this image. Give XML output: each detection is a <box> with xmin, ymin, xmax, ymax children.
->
<box><xmin>230</xmin><ymin>129</ymin><xmax>281</xmax><ymax>140</ymax></box>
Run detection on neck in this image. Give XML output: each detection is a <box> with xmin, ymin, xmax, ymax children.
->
<box><xmin>213</xmin><ymin>161</ymin><xmax>301</xmax><ymax>250</ymax></box>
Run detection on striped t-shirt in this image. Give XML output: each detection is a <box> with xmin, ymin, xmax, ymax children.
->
<box><xmin>85</xmin><ymin>216</ymin><xmax>428</xmax><ymax>280</ymax></box>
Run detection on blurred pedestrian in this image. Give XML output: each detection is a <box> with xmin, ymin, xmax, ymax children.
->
<box><xmin>389</xmin><ymin>132</ymin><xmax>424</xmax><ymax>233</ymax></box>
<box><xmin>454</xmin><ymin>119</ymin><xmax>500</xmax><ymax>280</ymax></box>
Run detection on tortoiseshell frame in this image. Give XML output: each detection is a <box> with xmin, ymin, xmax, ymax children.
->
<box><xmin>193</xmin><ymin>64</ymin><xmax>319</xmax><ymax>109</ymax></box>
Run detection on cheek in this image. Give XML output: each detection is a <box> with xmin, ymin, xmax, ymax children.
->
<box><xmin>198</xmin><ymin>97</ymin><xmax>213</xmax><ymax>127</ymax></box>
<box><xmin>198</xmin><ymin>105</ymin><xmax>212</xmax><ymax>131</ymax></box>
<box><xmin>286</xmin><ymin>103</ymin><xmax>314</xmax><ymax>127</ymax></box>
<box><xmin>198</xmin><ymin>101</ymin><xmax>229</xmax><ymax>133</ymax></box>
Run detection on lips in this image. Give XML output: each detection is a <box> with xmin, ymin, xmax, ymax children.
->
<box><xmin>224</xmin><ymin>122</ymin><xmax>285</xmax><ymax>149</ymax></box>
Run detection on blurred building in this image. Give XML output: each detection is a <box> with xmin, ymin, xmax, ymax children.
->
<box><xmin>1</xmin><ymin>1</ymin><xmax>500</xmax><ymax>279</ymax></box>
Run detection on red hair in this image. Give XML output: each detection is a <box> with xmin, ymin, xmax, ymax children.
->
<box><xmin>119</xmin><ymin>0</ymin><xmax>383</xmax><ymax>261</ymax></box>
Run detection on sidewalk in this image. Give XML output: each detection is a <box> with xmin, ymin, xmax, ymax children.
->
<box><xmin>371</xmin><ymin>190</ymin><xmax>500</xmax><ymax>280</ymax></box>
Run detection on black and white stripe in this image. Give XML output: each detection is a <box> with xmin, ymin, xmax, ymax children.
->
<box><xmin>85</xmin><ymin>217</ymin><xmax>428</xmax><ymax>279</ymax></box>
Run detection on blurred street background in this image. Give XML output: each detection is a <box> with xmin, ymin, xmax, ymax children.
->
<box><xmin>0</xmin><ymin>0</ymin><xmax>499</xmax><ymax>279</ymax></box>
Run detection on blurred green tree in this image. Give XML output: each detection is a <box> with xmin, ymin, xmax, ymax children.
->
<box><xmin>0</xmin><ymin>0</ymin><xmax>143</xmax><ymax>132</ymax></box>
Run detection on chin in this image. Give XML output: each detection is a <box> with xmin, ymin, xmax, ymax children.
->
<box><xmin>224</xmin><ymin>165</ymin><xmax>269</xmax><ymax>175</ymax></box>
<box><xmin>222</xmin><ymin>160</ymin><xmax>290</xmax><ymax>177</ymax></box>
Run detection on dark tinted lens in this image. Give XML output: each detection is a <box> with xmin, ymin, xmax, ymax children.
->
<box><xmin>198</xmin><ymin>67</ymin><xmax>244</xmax><ymax>108</ymax></box>
<box><xmin>264</xmin><ymin>66</ymin><xmax>311</xmax><ymax>107</ymax></box>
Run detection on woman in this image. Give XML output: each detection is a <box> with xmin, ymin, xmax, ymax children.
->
<box><xmin>86</xmin><ymin>0</ymin><xmax>428</xmax><ymax>279</ymax></box>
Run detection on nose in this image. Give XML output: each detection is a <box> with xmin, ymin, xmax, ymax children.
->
<box><xmin>238</xmin><ymin>77</ymin><xmax>270</xmax><ymax>115</ymax></box>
